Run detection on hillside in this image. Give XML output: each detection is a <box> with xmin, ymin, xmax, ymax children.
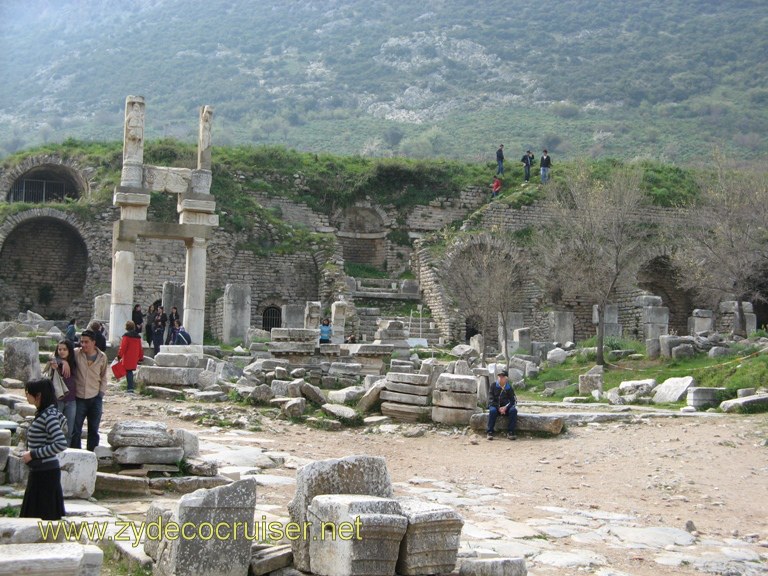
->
<box><xmin>1</xmin><ymin>0</ymin><xmax>767</xmax><ymax>162</ymax></box>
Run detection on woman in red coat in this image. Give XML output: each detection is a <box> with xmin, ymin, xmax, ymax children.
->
<box><xmin>117</xmin><ymin>320</ymin><xmax>144</xmax><ymax>393</ymax></box>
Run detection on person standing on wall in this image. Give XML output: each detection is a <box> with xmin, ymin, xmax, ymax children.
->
<box><xmin>117</xmin><ymin>320</ymin><xmax>144</xmax><ymax>394</ymax></box>
<box><xmin>540</xmin><ymin>149</ymin><xmax>552</xmax><ymax>184</ymax></box>
<box><xmin>521</xmin><ymin>150</ymin><xmax>535</xmax><ymax>184</ymax></box>
<box><xmin>496</xmin><ymin>144</ymin><xmax>505</xmax><ymax>176</ymax></box>
<box><xmin>20</xmin><ymin>378</ymin><xmax>67</xmax><ymax>520</ymax></box>
<box><xmin>71</xmin><ymin>330</ymin><xmax>108</xmax><ymax>452</ymax></box>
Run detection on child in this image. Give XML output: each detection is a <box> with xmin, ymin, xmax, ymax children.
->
<box><xmin>491</xmin><ymin>175</ymin><xmax>502</xmax><ymax>198</ymax></box>
<box><xmin>319</xmin><ymin>318</ymin><xmax>333</xmax><ymax>344</ymax></box>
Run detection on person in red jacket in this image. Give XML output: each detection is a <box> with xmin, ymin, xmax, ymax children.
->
<box><xmin>117</xmin><ymin>320</ymin><xmax>144</xmax><ymax>393</ymax></box>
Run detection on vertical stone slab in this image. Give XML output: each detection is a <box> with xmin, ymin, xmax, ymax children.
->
<box><xmin>197</xmin><ymin>105</ymin><xmax>213</xmax><ymax>171</ymax></box>
<box><xmin>93</xmin><ymin>294</ymin><xmax>111</xmax><ymax>323</ymax></box>
<box><xmin>109</xmin><ymin>249</ymin><xmax>136</xmax><ymax>346</ymax></box>
<box><xmin>163</xmin><ymin>282</ymin><xmax>185</xmax><ymax>322</ymax></box>
<box><xmin>2</xmin><ymin>338</ymin><xmax>41</xmax><ymax>381</ymax></box>
<box><xmin>184</xmin><ymin>237</ymin><xmax>207</xmax><ymax>346</ymax></box>
<box><xmin>304</xmin><ymin>301</ymin><xmax>321</xmax><ymax>329</ymax></box>
<box><xmin>548</xmin><ymin>311</ymin><xmax>574</xmax><ymax>344</ymax></box>
<box><xmin>592</xmin><ymin>304</ymin><xmax>619</xmax><ymax>325</ymax></box>
<box><xmin>287</xmin><ymin>455</ymin><xmax>393</xmax><ymax>572</ymax></box>
<box><xmin>331</xmin><ymin>300</ymin><xmax>347</xmax><ymax>344</ymax></box>
<box><xmin>282</xmin><ymin>304</ymin><xmax>305</xmax><ymax>328</ymax></box>
<box><xmin>121</xmin><ymin>95</ymin><xmax>145</xmax><ymax>187</ymax></box>
<box><xmin>498</xmin><ymin>312</ymin><xmax>525</xmax><ymax>358</ymax></box>
<box><xmin>154</xmin><ymin>478</ymin><xmax>257</xmax><ymax>576</ymax></box>
<box><xmin>512</xmin><ymin>328</ymin><xmax>531</xmax><ymax>355</ymax></box>
<box><xmin>222</xmin><ymin>284</ymin><xmax>251</xmax><ymax>345</ymax></box>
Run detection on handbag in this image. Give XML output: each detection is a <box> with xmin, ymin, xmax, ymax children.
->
<box><xmin>51</xmin><ymin>369</ymin><xmax>68</xmax><ymax>399</ymax></box>
<box><xmin>111</xmin><ymin>358</ymin><xmax>127</xmax><ymax>379</ymax></box>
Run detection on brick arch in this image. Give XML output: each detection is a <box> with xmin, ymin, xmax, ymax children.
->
<box><xmin>333</xmin><ymin>202</ymin><xmax>393</xmax><ymax>270</ymax></box>
<box><xmin>0</xmin><ymin>154</ymin><xmax>90</xmax><ymax>202</ymax></box>
<box><xmin>0</xmin><ymin>209</ymin><xmax>89</xmax><ymax>320</ymax></box>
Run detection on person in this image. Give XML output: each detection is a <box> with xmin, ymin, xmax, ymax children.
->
<box><xmin>319</xmin><ymin>318</ymin><xmax>333</xmax><ymax>344</ymax></box>
<box><xmin>521</xmin><ymin>150</ymin><xmax>535</xmax><ymax>184</ymax></box>
<box><xmin>486</xmin><ymin>370</ymin><xmax>517</xmax><ymax>440</ymax></box>
<box><xmin>496</xmin><ymin>144</ymin><xmax>505</xmax><ymax>176</ymax></box>
<box><xmin>71</xmin><ymin>329</ymin><xmax>108</xmax><ymax>452</ymax></box>
<box><xmin>151</xmin><ymin>319</ymin><xmax>165</xmax><ymax>355</ymax></box>
<box><xmin>20</xmin><ymin>378</ymin><xmax>67</xmax><ymax>520</ymax></box>
<box><xmin>64</xmin><ymin>319</ymin><xmax>78</xmax><ymax>344</ymax></box>
<box><xmin>491</xmin><ymin>175</ymin><xmax>502</xmax><ymax>198</ymax></box>
<box><xmin>89</xmin><ymin>322</ymin><xmax>107</xmax><ymax>352</ymax></box>
<box><xmin>166</xmin><ymin>307</ymin><xmax>180</xmax><ymax>345</ymax></box>
<box><xmin>145</xmin><ymin>304</ymin><xmax>156</xmax><ymax>346</ymax></box>
<box><xmin>131</xmin><ymin>304</ymin><xmax>144</xmax><ymax>336</ymax></box>
<box><xmin>117</xmin><ymin>320</ymin><xmax>144</xmax><ymax>393</ymax></box>
<box><xmin>540</xmin><ymin>149</ymin><xmax>552</xmax><ymax>184</ymax></box>
<box><xmin>172</xmin><ymin>320</ymin><xmax>191</xmax><ymax>345</ymax></box>
<box><xmin>156</xmin><ymin>306</ymin><xmax>169</xmax><ymax>344</ymax></box>
<box><xmin>344</xmin><ymin>334</ymin><xmax>357</xmax><ymax>344</ymax></box>
<box><xmin>49</xmin><ymin>339</ymin><xmax>77</xmax><ymax>447</ymax></box>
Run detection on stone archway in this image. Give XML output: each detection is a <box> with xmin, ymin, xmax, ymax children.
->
<box><xmin>637</xmin><ymin>255</ymin><xmax>693</xmax><ymax>335</ymax></box>
<box><xmin>0</xmin><ymin>211</ymin><xmax>88</xmax><ymax>319</ymax></box>
<box><xmin>1</xmin><ymin>155</ymin><xmax>89</xmax><ymax>203</ymax></box>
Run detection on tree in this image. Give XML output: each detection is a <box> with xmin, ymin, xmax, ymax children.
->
<box><xmin>538</xmin><ymin>167</ymin><xmax>655</xmax><ymax>365</ymax></box>
<box><xmin>669</xmin><ymin>160</ymin><xmax>768</xmax><ymax>336</ymax></box>
<box><xmin>441</xmin><ymin>230</ymin><xmax>530</xmax><ymax>367</ymax></box>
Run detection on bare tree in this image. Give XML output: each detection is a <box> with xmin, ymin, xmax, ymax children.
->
<box><xmin>538</xmin><ymin>167</ymin><xmax>655</xmax><ymax>365</ymax></box>
<box><xmin>669</xmin><ymin>160</ymin><xmax>768</xmax><ymax>335</ymax></box>
<box><xmin>441</xmin><ymin>230</ymin><xmax>530</xmax><ymax>367</ymax></box>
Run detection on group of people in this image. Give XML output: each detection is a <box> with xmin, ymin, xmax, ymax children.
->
<box><xmin>492</xmin><ymin>144</ymin><xmax>553</xmax><ymax>197</ymax></box>
<box><xmin>132</xmin><ymin>303</ymin><xmax>190</xmax><ymax>354</ymax></box>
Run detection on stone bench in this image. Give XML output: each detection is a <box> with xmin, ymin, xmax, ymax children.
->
<box><xmin>0</xmin><ymin>543</ymin><xmax>103</xmax><ymax>575</ymax></box>
<box><xmin>469</xmin><ymin>412</ymin><xmax>565</xmax><ymax>435</ymax></box>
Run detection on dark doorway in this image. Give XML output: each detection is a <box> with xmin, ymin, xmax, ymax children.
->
<box><xmin>465</xmin><ymin>316</ymin><xmax>481</xmax><ymax>342</ymax></box>
<box><xmin>262</xmin><ymin>306</ymin><xmax>282</xmax><ymax>331</ymax></box>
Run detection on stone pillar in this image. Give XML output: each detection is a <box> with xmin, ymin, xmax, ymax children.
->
<box><xmin>548</xmin><ymin>311</ymin><xmax>574</xmax><ymax>344</ymax></box>
<box><xmin>512</xmin><ymin>327</ymin><xmax>531</xmax><ymax>355</ymax></box>
<box><xmin>222</xmin><ymin>284</ymin><xmax>251</xmax><ymax>345</ymax></box>
<box><xmin>643</xmin><ymin>306</ymin><xmax>669</xmax><ymax>341</ymax></box>
<box><xmin>197</xmin><ymin>105</ymin><xmax>213</xmax><ymax>171</ymax></box>
<box><xmin>330</xmin><ymin>300</ymin><xmax>347</xmax><ymax>344</ymax></box>
<box><xmin>281</xmin><ymin>304</ymin><xmax>305</xmax><ymax>328</ymax></box>
<box><xmin>593</xmin><ymin>304</ymin><xmax>622</xmax><ymax>338</ymax></box>
<box><xmin>304</xmin><ymin>301</ymin><xmax>321</xmax><ymax>329</ymax></box>
<box><xmin>109</xmin><ymin>250</ymin><xmax>135</xmax><ymax>346</ymax></box>
<box><xmin>688</xmin><ymin>309</ymin><xmax>714</xmax><ymax>334</ymax></box>
<box><xmin>498</xmin><ymin>312</ymin><xmax>525</xmax><ymax>357</ymax></box>
<box><xmin>121</xmin><ymin>95</ymin><xmax>145</xmax><ymax>188</ymax></box>
<box><xmin>183</xmin><ymin>237</ymin><xmax>207</xmax><ymax>345</ymax></box>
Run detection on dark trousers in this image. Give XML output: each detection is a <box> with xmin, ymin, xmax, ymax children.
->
<box><xmin>524</xmin><ymin>165</ymin><xmax>531</xmax><ymax>181</ymax></box>
<box><xmin>126</xmin><ymin>369</ymin><xmax>135</xmax><ymax>391</ymax></box>
<box><xmin>73</xmin><ymin>395</ymin><xmax>103</xmax><ymax>451</ymax></box>
<box><xmin>487</xmin><ymin>405</ymin><xmax>518</xmax><ymax>434</ymax></box>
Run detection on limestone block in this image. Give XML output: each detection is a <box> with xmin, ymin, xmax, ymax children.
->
<box><xmin>174</xmin><ymin>429</ymin><xmax>200</xmax><ymax>458</ymax></box>
<box><xmin>708</xmin><ymin>346</ymin><xmax>733</xmax><ymax>358</ymax></box>
<box><xmin>58</xmin><ymin>449</ymin><xmax>97</xmax><ymax>499</ymax></box>
<box><xmin>282</xmin><ymin>397</ymin><xmax>306</xmax><ymax>418</ymax></box>
<box><xmin>634</xmin><ymin>295</ymin><xmax>663</xmax><ymax>307</ymax></box>
<box><xmin>271</xmin><ymin>327</ymin><xmax>316</xmax><ymax>341</ymax></box>
<box><xmin>300</xmin><ymin>381</ymin><xmax>326</xmax><ymax>406</ymax></box>
<box><xmin>95</xmin><ymin>472</ymin><xmax>151</xmax><ymax>495</ymax></box>
<box><xmin>386</xmin><ymin>372</ymin><xmax>429</xmax><ymax>385</ymax></box>
<box><xmin>143</xmin><ymin>501</ymin><xmax>175</xmax><ymax>560</ymax></box>
<box><xmin>449</xmin><ymin>344</ymin><xmax>477</xmax><ymax>360</ymax></box>
<box><xmin>250</xmin><ymin>384</ymin><xmax>275</xmax><ymax>404</ymax></box>
<box><xmin>720</xmin><ymin>394</ymin><xmax>768</xmax><ymax>413</ymax></box>
<box><xmin>687</xmin><ymin>387</ymin><xmax>726</xmax><ymax>409</ymax></box>
<box><xmin>592</xmin><ymin>304</ymin><xmax>619</xmax><ymax>325</ymax></box>
<box><xmin>644</xmin><ymin>322</ymin><xmax>668</xmax><ymax>341</ymax></box>
<box><xmin>113</xmin><ymin>446</ymin><xmax>184</xmax><ymax>465</ymax></box>
<box><xmin>304</xmin><ymin>301</ymin><xmax>322</xmax><ymax>330</ymax></box>
<box><xmin>470</xmin><ymin>412</ymin><xmax>563</xmax><ymax>435</ymax></box>
<box><xmin>15</xmin><ymin>403</ymin><xmax>36</xmax><ymax>418</ymax></box>
<box><xmin>2</xmin><ymin>338</ymin><xmax>41</xmax><ymax>382</ymax></box>
<box><xmin>547</xmin><ymin>348</ymin><xmax>568</xmax><ymax>365</ymax></box>
<box><xmin>250</xmin><ymin>545</ymin><xmax>294</xmax><ymax>576</ymax></box>
<box><xmin>432</xmin><ymin>389</ymin><xmax>477</xmax><ymax>410</ymax></box>
<box><xmin>659</xmin><ymin>335</ymin><xmax>685</xmax><ymax>358</ymax></box>
<box><xmin>0</xmin><ymin>445</ymin><xmax>9</xmax><ymax>469</ymax></box>
<box><xmin>146</xmin><ymin>386</ymin><xmax>186</xmax><ymax>400</ymax></box>
<box><xmin>268</xmin><ymin>342</ymin><xmax>316</xmax><ymax>354</ymax></box>
<box><xmin>329</xmin><ymin>362</ymin><xmax>363</xmax><ymax>376</ymax></box>
<box><xmin>431</xmin><ymin>406</ymin><xmax>477</xmax><ymax>426</ymax></box>
<box><xmin>8</xmin><ymin>454</ymin><xmax>29</xmax><ymax>485</ymax></box>
<box><xmin>108</xmin><ymin>421</ymin><xmax>178</xmax><ymax>448</ymax></box>
<box><xmin>380</xmin><ymin>402</ymin><xmax>431</xmax><ymax>423</ymax></box>
<box><xmin>548</xmin><ymin>311</ymin><xmax>574</xmax><ymax>344</ymax></box>
<box><xmin>459</xmin><ymin>557</ymin><xmax>527</xmax><ymax>576</ymax></box>
<box><xmin>380</xmin><ymin>390</ymin><xmax>430</xmax><ymax>406</ymax></box>
<box><xmin>512</xmin><ymin>328</ymin><xmax>531</xmax><ymax>355</ymax></box>
<box><xmin>159</xmin><ymin>344</ymin><xmax>204</xmax><ymax>356</ymax></box>
<box><xmin>434</xmin><ymin>373</ymin><xmax>477</xmax><ymax>394</ymax></box>
<box><xmin>320</xmin><ymin>403</ymin><xmax>361</xmax><ymax>424</ymax></box>
<box><xmin>328</xmin><ymin>386</ymin><xmax>366</xmax><ymax>404</ymax></box>
<box><xmin>652</xmin><ymin>376</ymin><xmax>696</xmax><ymax>404</ymax></box>
<box><xmin>308</xmin><ymin>494</ymin><xmax>406</xmax><ymax>576</ymax></box>
<box><xmin>288</xmin><ymin>455</ymin><xmax>393</xmax><ymax>572</ymax></box>
<box><xmin>719</xmin><ymin>301</ymin><xmax>753</xmax><ymax>314</ymax></box>
<box><xmin>671</xmin><ymin>343</ymin><xmax>695</xmax><ymax>359</ymax></box>
<box><xmin>642</xmin><ymin>306</ymin><xmax>669</xmax><ymax>325</ymax></box>
<box><xmin>396</xmin><ymin>499</ymin><xmax>464</xmax><ymax>576</ymax></box>
<box><xmin>646</xmin><ymin>338</ymin><xmax>661</xmax><ymax>360</ymax></box>
<box><xmin>154</xmin><ymin>478</ymin><xmax>257</xmax><ymax>576</ymax></box>
<box><xmin>270</xmin><ymin>379</ymin><xmax>302</xmax><ymax>398</ymax></box>
<box><xmin>135</xmin><ymin>366</ymin><xmax>203</xmax><ymax>387</ymax></box>
<box><xmin>0</xmin><ymin>517</ymin><xmax>68</xmax><ymax>544</ymax></box>
<box><xmin>618</xmin><ymin>379</ymin><xmax>656</xmax><ymax>396</ymax></box>
<box><xmin>356</xmin><ymin>381</ymin><xmax>386</xmax><ymax>413</ymax></box>
<box><xmin>384</xmin><ymin>381</ymin><xmax>430</xmax><ymax>396</ymax></box>
<box><xmin>578</xmin><ymin>368</ymin><xmax>603</xmax><ymax>395</ymax></box>
<box><xmin>222</xmin><ymin>284</ymin><xmax>251</xmax><ymax>345</ymax></box>
<box><xmin>0</xmin><ymin>543</ymin><xmax>103</xmax><ymax>575</ymax></box>
<box><xmin>154</xmin><ymin>353</ymin><xmax>200</xmax><ymax>368</ymax></box>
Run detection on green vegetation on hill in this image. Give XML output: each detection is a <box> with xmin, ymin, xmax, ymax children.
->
<box><xmin>1</xmin><ymin>0</ymin><xmax>766</xmax><ymax>162</ymax></box>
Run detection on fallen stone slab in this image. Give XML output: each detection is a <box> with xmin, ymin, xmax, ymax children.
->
<box><xmin>386</xmin><ymin>372</ymin><xmax>429</xmax><ymax>386</ymax></box>
<box><xmin>0</xmin><ymin>542</ymin><xmax>103</xmax><ymax>576</ymax></box>
<box><xmin>95</xmin><ymin>472</ymin><xmax>150</xmax><ymax>495</ymax></box>
<box><xmin>320</xmin><ymin>403</ymin><xmax>361</xmax><ymax>424</ymax></box>
<box><xmin>469</xmin><ymin>413</ymin><xmax>565</xmax><ymax>435</ymax></box>
<box><xmin>250</xmin><ymin>544</ymin><xmax>293</xmax><ymax>576</ymax></box>
<box><xmin>108</xmin><ymin>421</ymin><xmax>179</xmax><ymax>448</ymax></box>
<box><xmin>0</xmin><ymin>517</ymin><xmax>67</xmax><ymax>544</ymax></box>
<box><xmin>653</xmin><ymin>376</ymin><xmax>696</xmax><ymax>404</ymax></box>
<box><xmin>356</xmin><ymin>381</ymin><xmax>386</xmax><ymax>413</ymax></box>
<box><xmin>113</xmin><ymin>446</ymin><xmax>184</xmax><ymax>465</ymax></box>
<box><xmin>720</xmin><ymin>394</ymin><xmax>768</xmax><ymax>413</ymax></box>
<box><xmin>136</xmin><ymin>366</ymin><xmax>203</xmax><ymax>387</ymax></box>
<box><xmin>58</xmin><ymin>449</ymin><xmax>97</xmax><ymax>499</ymax></box>
<box><xmin>384</xmin><ymin>380</ymin><xmax>431</xmax><ymax>396</ymax></box>
<box><xmin>145</xmin><ymin>386</ymin><xmax>186</xmax><ymax>400</ymax></box>
<box><xmin>380</xmin><ymin>390</ymin><xmax>430</xmax><ymax>406</ymax></box>
<box><xmin>458</xmin><ymin>557</ymin><xmax>527</xmax><ymax>576</ymax></box>
<box><xmin>609</xmin><ymin>525</ymin><xmax>695</xmax><ymax>547</ymax></box>
<box><xmin>431</xmin><ymin>405</ymin><xmax>477</xmax><ymax>426</ymax></box>
<box><xmin>148</xmin><ymin>475</ymin><xmax>232</xmax><ymax>494</ymax></box>
<box><xmin>380</xmin><ymin>402</ymin><xmax>431</xmax><ymax>423</ymax></box>
<box><xmin>432</xmin><ymin>389</ymin><xmax>478</xmax><ymax>410</ymax></box>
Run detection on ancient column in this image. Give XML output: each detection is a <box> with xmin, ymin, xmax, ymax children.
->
<box><xmin>183</xmin><ymin>237</ymin><xmax>208</xmax><ymax>345</ymax></box>
<box><xmin>108</xmin><ymin>250</ymin><xmax>136</xmax><ymax>346</ymax></box>
<box><xmin>121</xmin><ymin>96</ymin><xmax>145</xmax><ymax>188</ymax></box>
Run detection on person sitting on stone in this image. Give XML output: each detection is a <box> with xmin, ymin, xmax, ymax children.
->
<box><xmin>486</xmin><ymin>370</ymin><xmax>517</xmax><ymax>441</ymax></box>
<box><xmin>172</xmin><ymin>320</ymin><xmax>191</xmax><ymax>345</ymax></box>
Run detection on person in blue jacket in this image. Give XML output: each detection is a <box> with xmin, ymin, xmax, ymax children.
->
<box><xmin>487</xmin><ymin>370</ymin><xmax>517</xmax><ymax>440</ymax></box>
<box><xmin>319</xmin><ymin>318</ymin><xmax>333</xmax><ymax>344</ymax></box>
